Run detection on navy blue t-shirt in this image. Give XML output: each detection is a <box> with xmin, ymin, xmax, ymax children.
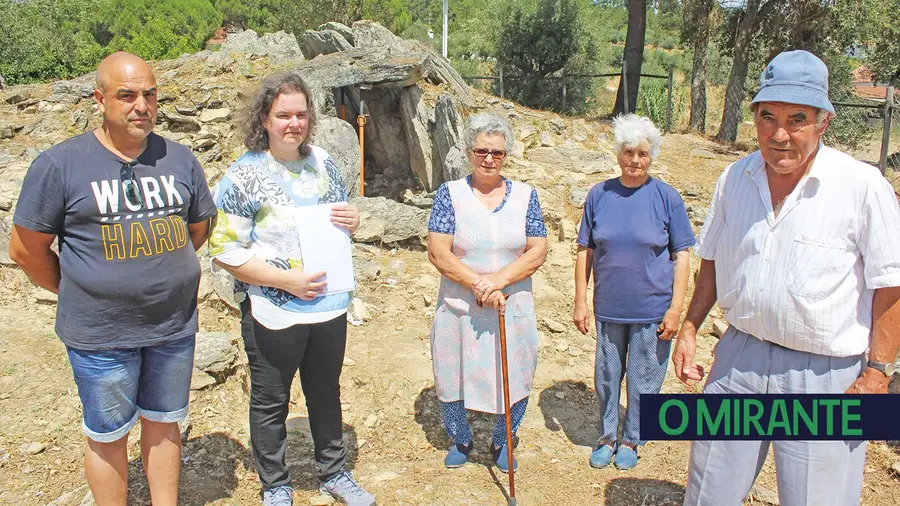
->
<box><xmin>576</xmin><ymin>177</ymin><xmax>695</xmax><ymax>323</ymax></box>
<box><xmin>13</xmin><ymin>132</ymin><xmax>217</xmax><ymax>350</ymax></box>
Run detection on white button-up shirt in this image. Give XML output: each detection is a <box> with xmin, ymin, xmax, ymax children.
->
<box><xmin>696</xmin><ymin>145</ymin><xmax>900</xmax><ymax>357</ymax></box>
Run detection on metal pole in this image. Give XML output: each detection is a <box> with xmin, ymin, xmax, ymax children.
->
<box><xmin>665</xmin><ymin>65</ymin><xmax>674</xmax><ymax>132</ymax></box>
<box><xmin>442</xmin><ymin>0</ymin><xmax>448</xmax><ymax>58</ymax></box>
<box><xmin>357</xmin><ymin>98</ymin><xmax>367</xmax><ymax>197</ymax></box>
<box><xmin>879</xmin><ymin>85</ymin><xmax>894</xmax><ymax>175</ymax></box>
<box><xmin>499</xmin><ymin>64</ymin><xmax>504</xmax><ymax>99</ymax></box>
<box><xmin>561</xmin><ymin>69</ymin><xmax>567</xmax><ymax>113</ymax></box>
<box><xmin>622</xmin><ymin>57</ymin><xmax>629</xmax><ymax>115</ymax></box>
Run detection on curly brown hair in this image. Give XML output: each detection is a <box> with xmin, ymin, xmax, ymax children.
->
<box><xmin>242</xmin><ymin>72</ymin><xmax>317</xmax><ymax>155</ymax></box>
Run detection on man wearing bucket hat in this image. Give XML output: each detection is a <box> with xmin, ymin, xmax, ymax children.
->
<box><xmin>673</xmin><ymin>50</ymin><xmax>900</xmax><ymax>505</ymax></box>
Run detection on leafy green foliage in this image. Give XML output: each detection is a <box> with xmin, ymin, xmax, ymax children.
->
<box><xmin>493</xmin><ymin>0</ymin><xmax>600</xmax><ymax>113</ymax></box>
<box><xmin>101</xmin><ymin>0</ymin><xmax>222</xmax><ymax>61</ymax></box>
<box><xmin>836</xmin><ymin>0</ymin><xmax>900</xmax><ymax>82</ymax></box>
<box><xmin>636</xmin><ymin>75</ymin><xmax>684</xmax><ymax>128</ymax></box>
<box><xmin>0</xmin><ymin>0</ymin><xmax>106</xmax><ymax>84</ymax></box>
<box><xmin>822</xmin><ymin>52</ymin><xmax>879</xmax><ymax>150</ymax></box>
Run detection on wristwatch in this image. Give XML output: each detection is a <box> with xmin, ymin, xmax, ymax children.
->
<box><xmin>866</xmin><ymin>360</ymin><xmax>897</xmax><ymax>377</ymax></box>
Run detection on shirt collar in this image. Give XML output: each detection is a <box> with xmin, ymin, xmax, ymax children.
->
<box><xmin>265</xmin><ymin>151</ymin><xmax>318</xmax><ymax>174</ymax></box>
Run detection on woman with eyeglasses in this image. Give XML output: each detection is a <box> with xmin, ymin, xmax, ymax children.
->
<box><xmin>426</xmin><ymin>112</ymin><xmax>548</xmax><ymax>472</ymax></box>
<box><xmin>207</xmin><ymin>73</ymin><xmax>375</xmax><ymax>506</ymax></box>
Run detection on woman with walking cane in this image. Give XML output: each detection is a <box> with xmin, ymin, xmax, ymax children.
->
<box><xmin>426</xmin><ymin>113</ymin><xmax>548</xmax><ymax>473</ymax></box>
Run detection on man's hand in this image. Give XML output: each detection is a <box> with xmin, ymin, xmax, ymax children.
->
<box><xmin>657</xmin><ymin>308</ymin><xmax>681</xmax><ymax>341</ymax></box>
<box><xmin>845</xmin><ymin>368</ymin><xmax>891</xmax><ymax>394</ymax></box>
<box><xmin>280</xmin><ymin>269</ymin><xmax>328</xmax><ymax>300</ymax></box>
<box><xmin>573</xmin><ymin>300</ymin><xmax>591</xmax><ymax>335</ymax></box>
<box><xmin>473</xmin><ymin>273</ymin><xmax>509</xmax><ymax>304</ymax></box>
<box><xmin>331</xmin><ymin>204</ymin><xmax>360</xmax><ymax>233</ymax></box>
<box><xmin>672</xmin><ymin>324</ymin><xmax>705</xmax><ymax>384</ymax></box>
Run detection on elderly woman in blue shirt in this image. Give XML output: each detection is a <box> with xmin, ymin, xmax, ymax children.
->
<box><xmin>572</xmin><ymin>114</ymin><xmax>694</xmax><ymax>470</ymax></box>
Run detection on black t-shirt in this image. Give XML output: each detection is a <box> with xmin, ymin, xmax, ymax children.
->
<box><xmin>13</xmin><ymin>131</ymin><xmax>218</xmax><ymax>350</ymax></box>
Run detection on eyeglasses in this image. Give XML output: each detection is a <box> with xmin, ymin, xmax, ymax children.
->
<box><xmin>472</xmin><ymin>148</ymin><xmax>507</xmax><ymax>160</ymax></box>
<box><xmin>120</xmin><ymin>160</ymin><xmax>144</xmax><ymax>209</ymax></box>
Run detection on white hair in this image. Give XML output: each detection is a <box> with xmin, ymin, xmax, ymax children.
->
<box><xmin>816</xmin><ymin>109</ymin><xmax>832</xmax><ymax>128</ymax></box>
<box><xmin>465</xmin><ymin>113</ymin><xmax>515</xmax><ymax>152</ymax></box>
<box><xmin>613</xmin><ymin>114</ymin><xmax>662</xmax><ymax>160</ymax></box>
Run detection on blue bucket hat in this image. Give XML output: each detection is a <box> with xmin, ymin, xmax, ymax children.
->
<box><xmin>751</xmin><ymin>50</ymin><xmax>835</xmax><ymax>114</ymax></box>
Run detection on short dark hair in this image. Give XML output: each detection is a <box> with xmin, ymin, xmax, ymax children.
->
<box><xmin>242</xmin><ymin>72</ymin><xmax>317</xmax><ymax>155</ymax></box>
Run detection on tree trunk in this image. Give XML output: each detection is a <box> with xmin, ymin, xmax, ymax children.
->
<box><xmin>715</xmin><ymin>0</ymin><xmax>765</xmax><ymax>142</ymax></box>
<box><xmin>688</xmin><ymin>0</ymin><xmax>713</xmax><ymax>133</ymax></box>
<box><xmin>614</xmin><ymin>0</ymin><xmax>647</xmax><ymax>115</ymax></box>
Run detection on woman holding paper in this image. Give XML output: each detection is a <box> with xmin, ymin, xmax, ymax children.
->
<box><xmin>427</xmin><ymin>113</ymin><xmax>548</xmax><ymax>472</ymax></box>
<box><xmin>207</xmin><ymin>73</ymin><xmax>375</xmax><ymax>506</ymax></box>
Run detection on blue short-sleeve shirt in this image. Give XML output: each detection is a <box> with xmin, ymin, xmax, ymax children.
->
<box><xmin>576</xmin><ymin>177</ymin><xmax>695</xmax><ymax>323</ymax></box>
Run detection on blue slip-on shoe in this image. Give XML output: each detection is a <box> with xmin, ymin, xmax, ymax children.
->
<box><xmin>262</xmin><ymin>485</ymin><xmax>293</xmax><ymax>506</ymax></box>
<box><xmin>444</xmin><ymin>442</ymin><xmax>472</xmax><ymax>468</ymax></box>
<box><xmin>320</xmin><ymin>470</ymin><xmax>376</xmax><ymax>506</ymax></box>
<box><xmin>614</xmin><ymin>445</ymin><xmax>638</xmax><ymax>470</ymax></box>
<box><xmin>589</xmin><ymin>442</ymin><xmax>616</xmax><ymax>469</ymax></box>
<box><xmin>491</xmin><ymin>444</ymin><xmax>519</xmax><ymax>473</ymax></box>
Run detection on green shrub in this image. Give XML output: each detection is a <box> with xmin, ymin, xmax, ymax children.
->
<box><xmin>636</xmin><ymin>77</ymin><xmax>685</xmax><ymax>130</ymax></box>
<box><xmin>0</xmin><ymin>0</ymin><xmax>107</xmax><ymax>84</ymax></box>
<box><xmin>102</xmin><ymin>0</ymin><xmax>222</xmax><ymax>61</ymax></box>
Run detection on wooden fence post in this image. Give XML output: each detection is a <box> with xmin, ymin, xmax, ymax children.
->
<box><xmin>879</xmin><ymin>85</ymin><xmax>894</xmax><ymax>174</ymax></box>
<box><xmin>665</xmin><ymin>65</ymin><xmax>674</xmax><ymax>132</ymax></box>
<box><xmin>499</xmin><ymin>64</ymin><xmax>504</xmax><ymax>99</ymax></box>
<box><xmin>561</xmin><ymin>69</ymin><xmax>567</xmax><ymax>113</ymax></box>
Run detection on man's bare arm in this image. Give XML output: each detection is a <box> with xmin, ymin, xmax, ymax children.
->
<box><xmin>9</xmin><ymin>225</ymin><xmax>60</xmax><ymax>294</ymax></box>
<box><xmin>672</xmin><ymin>258</ymin><xmax>718</xmax><ymax>383</ymax></box>
<box><xmin>188</xmin><ymin>217</ymin><xmax>213</xmax><ymax>252</ymax></box>
<box><xmin>846</xmin><ymin>285</ymin><xmax>900</xmax><ymax>394</ymax></box>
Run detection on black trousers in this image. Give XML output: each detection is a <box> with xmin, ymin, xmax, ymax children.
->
<box><xmin>241</xmin><ymin>299</ymin><xmax>348</xmax><ymax>487</ymax></box>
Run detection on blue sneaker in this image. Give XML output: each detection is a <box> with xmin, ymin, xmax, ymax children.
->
<box><xmin>491</xmin><ymin>444</ymin><xmax>518</xmax><ymax>473</ymax></box>
<box><xmin>262</xmin><ymin>485</ymin><xmax>293</xmax><ymax>506</ymax></box>
<box><xmin>614</xmin><ymin>445</ymin><xmax>638</xmax><ymax>470</ymax></box>
<box><xmin>589</xmin><ymin>442</ymin><xmax>616</xmax><ymax>469</ymax></box>
<box><xmin>320</xmin><ymin>470</ymin><xmax>376</xmax><ymax>506</ymax></box>
<box><xmin>444</xmin><ymin>442</ymin><xmax>472</xmax><ymax>468</ymax></box>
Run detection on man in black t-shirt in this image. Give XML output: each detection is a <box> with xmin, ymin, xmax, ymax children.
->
<box><xmin>9</xmin><ymin>52</ymin><xmax>216</xmax><ymax>506</ymax></box>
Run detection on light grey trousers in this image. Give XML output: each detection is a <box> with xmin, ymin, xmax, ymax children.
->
<box><xmin>683</xmin><ymin>327</ymin><xmax>867</xmax><ymax>506</ymax></box>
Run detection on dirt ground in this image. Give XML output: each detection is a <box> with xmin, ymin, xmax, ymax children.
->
<box><xmin>1</xmin><ymin>113</ymin><xmax>899</xmax><ymax>506</ymax></box>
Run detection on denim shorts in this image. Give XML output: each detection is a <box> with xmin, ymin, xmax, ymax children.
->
<box><xmin>66</xmin><ymin>334</ymin><xmax>195</xmax><ymax>442</ymax></box>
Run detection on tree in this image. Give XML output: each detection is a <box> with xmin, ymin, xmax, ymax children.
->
<box><xmin>495</xmin><ymin>0</ymin><xmax>590</xmax><ymax>113</ymax></box>
<box><xmin>101</xmin><ymin>0</ymin><xmax>222</xmax><ymax>61</ymax></box>
<box><xmin>654</xmin><ymin>0</ymin><xmax>682</xmax><ymax>33</ymax></box>
<box><xmin>213</xmin><ymin>0</ymin><xmax>275</xmax><ymax>31</ymax></box>
<box><xmin>836</xmin><ymin>0</ymin><xmax>900</xmax><ymax>82</ymax></box>
<box><xmin>714</xmin><ymin>0</ymin><xmax>776</xmax><ymax>142</ymax></box>
<box><xmin>0</xmin><ymin>0</ymin><xmax>106</xmax><ymax>85</ymax></box>
<box><xmin>613</xmin><ymin>0</ymin><xmax>647</xmax><ymax>115</ymax></box>
<box><xmin>685</xmin><ymin>0</ymin><xmax>714</xmax><ymax>133</ymax></box>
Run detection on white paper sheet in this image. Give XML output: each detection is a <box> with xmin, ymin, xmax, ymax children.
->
<box><xmin>294</xmin><ymin>203</ymin><xmax>356</xmax><ymax>295</ymax></box>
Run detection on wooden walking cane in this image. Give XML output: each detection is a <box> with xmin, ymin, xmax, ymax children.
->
<box><xmin>497</xmin><ymin>294</ymin><xmax>517</xmax><ymax>505</ymax></box>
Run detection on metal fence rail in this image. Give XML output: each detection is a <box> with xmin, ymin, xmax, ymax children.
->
<box><xmin>462</xmin><ymin>62</ymin><xmax>676</xmax><ymax>131</ymax></box>
<box><xmin>833</xmin><ymin>85</ymin><xmax>897</xmax><ymax>174</ymax></box>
